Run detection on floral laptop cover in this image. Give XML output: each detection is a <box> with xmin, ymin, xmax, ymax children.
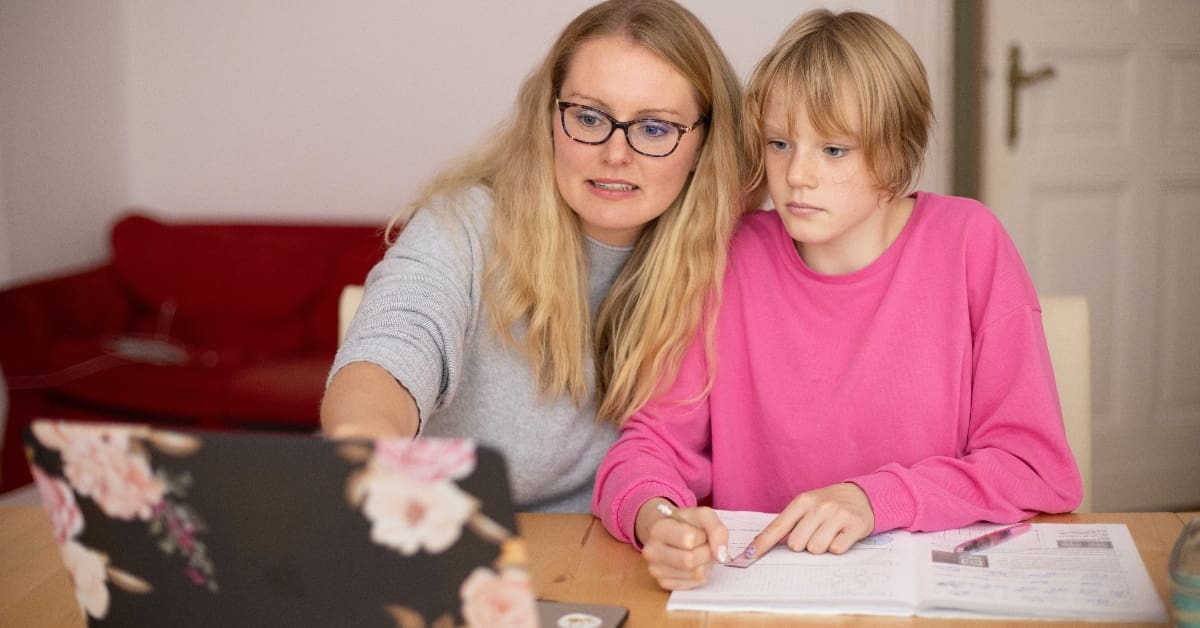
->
<box><xmin>23</xmin><ymin>419</ymin><xmax>538</xmax><ymax>628</ymax></box>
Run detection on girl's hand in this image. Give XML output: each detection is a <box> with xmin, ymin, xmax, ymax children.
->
<box><xmin>635</xmin><ymin>499</ymin><xmax>731</xmax><ymax>591</ymax></box>
<box><xmin>743</xmin><ymin>483</ymin><xmax>875</xmax><ymax>559</ymax></box>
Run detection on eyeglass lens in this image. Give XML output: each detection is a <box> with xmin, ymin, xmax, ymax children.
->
<box><xmin>560</xmin><ymin>104</ymin><xmax>682</xmax><ymax>157</ymax></box>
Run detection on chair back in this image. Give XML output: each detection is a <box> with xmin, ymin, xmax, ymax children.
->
<box><xmin>1040</xmin><ymin>295</ymin><xmax>1092</xmax><ymax>512</ymax></box>
<box><xmin>338</xmin><ymin>285</ymin><xmax>365</xmax><ymax>346</ymax></box>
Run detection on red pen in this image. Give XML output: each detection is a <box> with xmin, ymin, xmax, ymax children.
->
<box><xmin>954</xmin><ymin>523</ymin><xmax>1033</xmax><ymax>553</ymax></box>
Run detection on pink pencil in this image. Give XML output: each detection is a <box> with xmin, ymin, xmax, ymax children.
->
<box><xmin>954</xmin><ymin>523</ymin><xmax>1033</xmax><ymax>553</ymax></box>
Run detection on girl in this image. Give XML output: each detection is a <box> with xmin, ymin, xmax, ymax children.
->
<box><xmin>593</xmin><ymin>9</ymin><xmax>1083</xmax><ymax>589</ymax></box>
<box><xmin>321</xmin><ymin>0</ymin><xmax>747</xmax><ymax>513</ymax></box>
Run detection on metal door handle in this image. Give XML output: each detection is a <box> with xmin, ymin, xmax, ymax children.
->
<box><xmin>1008</xmin><ymin>44</ymin><xmax>1057</xmax><ymax>147</ymax></box>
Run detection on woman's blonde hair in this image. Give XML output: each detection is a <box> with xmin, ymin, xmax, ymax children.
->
<box><xmin>743</xmin><ymin>9</ymin><xmax>933</xmax><ymax>198</ymax></box>
<box><xmin>385</xmin><ymin>0</ymin><xmax>746</xmax><ymax>424</ymax></box>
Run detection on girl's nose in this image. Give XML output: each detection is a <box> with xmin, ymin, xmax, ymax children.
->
<box><xmin>786</xmin><ymin>152</ymin><xmax>816</xmax><ymax>188</ymax></box>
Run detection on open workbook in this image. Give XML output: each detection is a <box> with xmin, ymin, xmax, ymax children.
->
<box><xmin>668</xmin><ymin>510</ymin><xmax>1168</xmax><ymax>623</ymax></box>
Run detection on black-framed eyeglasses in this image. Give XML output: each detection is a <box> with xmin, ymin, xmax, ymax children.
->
<box><xmin>556</xmin><ymin>99</ymin><xmax>706</xmax><ymax>158</ymax></box>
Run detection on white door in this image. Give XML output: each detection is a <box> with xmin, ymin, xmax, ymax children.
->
<box><xmin>982</xmin><ymin>0</ymin><xmax>1200</xmax><ymax>511</ymax></box>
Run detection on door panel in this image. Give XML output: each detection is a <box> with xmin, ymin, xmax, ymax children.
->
<box><xmin>983</xmin><ymin>0</ymin><xmax>1200</xmax><ymax>511</ymax></box>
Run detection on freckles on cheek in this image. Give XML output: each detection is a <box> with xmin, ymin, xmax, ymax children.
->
<box><xmin>764</xmin><ymin>157</ymin><xmax>791</xmax><ymax>189</ymax></box>
<box><xmin>831</xmin><ymin>162</ymin><xmax>860</xmax><ymax>185</ymax></box>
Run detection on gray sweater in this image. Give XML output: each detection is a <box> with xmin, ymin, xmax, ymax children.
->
<box><xmin>331</xmin><ymin>188</ymin><xmax>631</xmax><ymax>512</ymax></box>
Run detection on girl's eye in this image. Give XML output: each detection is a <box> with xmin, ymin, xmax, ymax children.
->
<box><xmin>767</xmin><ymin>139</ymin><xmax>790</xmax><ymax>151</ymax></box>
<box><xmin>824</xmin><ymin>146</ymin><xmax>849</xmax><ymax>158</ymax></box>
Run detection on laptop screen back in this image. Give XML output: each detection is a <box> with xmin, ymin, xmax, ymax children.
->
<box><xmin>24</xmin><ymin>420</ymin><xmax>536</xmax><ymax>628</ymax></box>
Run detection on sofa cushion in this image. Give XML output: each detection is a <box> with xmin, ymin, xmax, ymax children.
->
<box><xmin>111</xmin><ymin>214</ymin><xmax>333</xmax><ymax>360</ymax></box>
<box><xmin>46</xmin><ymin>337</ymin><xmax>228</xmax><ymax>425</ymax></box>
<box><xmin>225</xmin><ymin>357</ymin><xmax>333</xmax><ymax>427</ymax></box>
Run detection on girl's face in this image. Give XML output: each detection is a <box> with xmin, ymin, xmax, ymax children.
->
<box><xmin>762</xmin><ymin>91</ymin><xmax>910</xmax><ymax>274</ymax></box>
<box><xmin>554</xmin><ymin>35</ymin><xmax>705</xmax><ymax>247</ymax></box>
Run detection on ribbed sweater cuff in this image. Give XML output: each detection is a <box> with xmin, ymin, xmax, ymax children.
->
<box><xmin>612</xmin><ymin>480</ymin><xmax>696</xmax><ymax>550</ymax></box>
<box><xmin>849</xmin><ymin>472</ymin><xmax>916</xmax><ymax>534</ymax></box>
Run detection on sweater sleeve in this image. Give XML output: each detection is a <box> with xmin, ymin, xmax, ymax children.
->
<box><xmin>592</xmin><ymin>330</ymin><xmax>715</xmax><ymax>547</ymax></box>
<box><xmin>328</xmin><ymin>191</ymin><xmax>486</xmax><ymax>428</ymax></box>
<box><xmin>850</xmin><ymin>214</ymin><xmax>1083</xmax><ymax>533</ymax></box>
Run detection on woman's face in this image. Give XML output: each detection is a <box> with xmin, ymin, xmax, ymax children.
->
<box><xmin>553</xmin><ymin>35</ymin><xmax>705</xmax><ymax>247</ymax></box>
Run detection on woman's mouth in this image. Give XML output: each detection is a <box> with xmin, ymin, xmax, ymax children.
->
<box><xmin>590</xmin><ymin>179</ymin><xmax>638</xmax><ymax>192</ymax></box>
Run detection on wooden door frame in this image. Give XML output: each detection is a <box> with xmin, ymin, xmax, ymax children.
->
<box><xmin>952</xmin><ymin>0</ymin><xmax>983</xmax><ymax>200</ymax></box>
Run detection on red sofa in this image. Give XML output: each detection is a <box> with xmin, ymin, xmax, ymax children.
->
<box><xmin>0</xmin><ymin>212</ymin><xmax>387</xmax><ymax>491</ymax></box>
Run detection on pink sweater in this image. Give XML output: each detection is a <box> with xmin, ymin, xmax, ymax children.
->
<box><xmin>593</xmin><ymin>192</ymin><xmax>1083</xmax><ymax>545</ymax></box>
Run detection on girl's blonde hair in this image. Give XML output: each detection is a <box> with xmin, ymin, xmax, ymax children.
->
<box><xmin>743</xmin><ymin>9</ymin><xmax>933</xmax><ymax>198</ymax></box>
<box><xmin>385</xmin><ymin>0</ymin><xmax>746</xmax><ymax>424</ymax></box>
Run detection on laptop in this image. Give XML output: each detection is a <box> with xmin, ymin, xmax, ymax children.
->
<box><xmin>24</xmin><ymin>419</ymin><xmax>546</xmax><ymax>628</ymax></box>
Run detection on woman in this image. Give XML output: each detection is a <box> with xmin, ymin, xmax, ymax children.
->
<box><xmin>322</xmin><ymin>0</ymin><xmax>747</xmax><ymax>512</ymax></box>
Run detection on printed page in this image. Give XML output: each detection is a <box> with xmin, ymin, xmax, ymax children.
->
<box><xmin>914</xmin><ymin>523</ymin><xmax>1168</xmax><ymax>623</ymax></box>
<box><xmin>666</xmin><ymin>510</ymin><xmax>919</xmax><ymax>615</ymax></box>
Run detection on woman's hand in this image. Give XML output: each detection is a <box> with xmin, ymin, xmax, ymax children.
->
<box><xmin>635</xmin><ymin>499</ymin><xmax>730</xmax><ymax>591</ymax></box>
<box><xmin>743</xmin><ymin>483</ymin><xmax>875</xmax><ymax>559</ymax></box>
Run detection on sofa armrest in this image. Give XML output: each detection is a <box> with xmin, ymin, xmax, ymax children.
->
<box><xmin>0</xmin><ymin>265</ymin><xmax>131</xmax><ymax>375</ymax></box>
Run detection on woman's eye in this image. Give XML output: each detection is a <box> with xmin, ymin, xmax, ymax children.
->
<box><xmin>636</xmin><ymin>121</ymin><xmax>673</xmax><ymax>140</ymax></box>
<box><xmin>576</xmin><ymin>111</ymin><xmax>605</xmax><ymax>128</ymax></box>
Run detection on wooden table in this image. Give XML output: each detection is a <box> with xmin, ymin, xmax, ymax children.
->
<box><xmin>1</xmin><ymin>507</ymin><xmax>1182</xmax><ymax>627</ymax></box>
<box><xmin>0</xmin><ymin>507</ymin><xmax>86</xmax><ymax>627</ymax></box>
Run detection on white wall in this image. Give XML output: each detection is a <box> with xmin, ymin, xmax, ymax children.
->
<box><xmin>0</xmin><ymin>143</ymin><xmax>10</xmax><ymax>282</ymax></box>
<box><xmin>0</xmin><ymin>0</ymin><xmax>130</xmax><ymax>285</ymax></box>
<box><xmin>0</xmin><ymin>0</ymin><xmax>951</xmax><ymax>287</ymax></box>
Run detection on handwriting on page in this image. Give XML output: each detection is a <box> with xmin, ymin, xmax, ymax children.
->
<box><xmin>668</xmin><ymin>513</ymin><xmax>1166</xmax><ymax>622</ymax></box>
<box><xmin>705</xmin><ymin>541</ymin><xmax>905</xmax><ymax>600</ymax></box>
<box><xmin>676</xmin><ymin>510</ymin><xmax>917</xmax><ymax>610</ymax></box>
<box><xmin>924</xmin><ymin>525</ymin><xmax>1136</xmax><ymax>610</ymax></box>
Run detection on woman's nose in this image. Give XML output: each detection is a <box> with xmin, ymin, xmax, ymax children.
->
<box><xmin>600</xmin><ymin>128</ymin><xmax>635</xmax><ymax>165</ymax></box>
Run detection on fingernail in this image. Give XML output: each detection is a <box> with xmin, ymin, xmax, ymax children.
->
<box><xmin>718</xmin><ymin>546</ymin><xmax>731</xmax><ymax>563</ymax></box>
<box><xmin>744</xmin><ymin>545</ymin><xmax>756</xmax><ymax>559</ymax></box>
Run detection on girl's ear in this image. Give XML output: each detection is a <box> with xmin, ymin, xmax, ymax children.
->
<box><xmin>876</xmin><ymin>190</ymin><xmax>891</xmax><ymax>210</ymax></box>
